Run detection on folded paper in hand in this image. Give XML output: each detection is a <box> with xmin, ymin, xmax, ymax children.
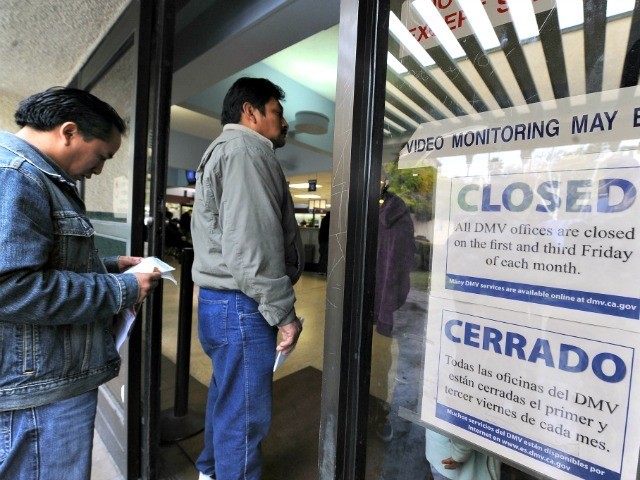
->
<box><xmin>115</xmin><ymin>257</ymin><xmax>177</xmax><ymax>350</ymax></box>
<box><xmin>115</xmin><ymin>305</ymin><xmax>139</xmax><ymax>351</ymax></box>
<box><xmin>273</xmin><ymin>317</ymin><xmax>304</xmax><ymax>372</ymax></box>
<box><xmin>126</xmin><ymin>256</ymin><xmax>177</xmax><ymax>284</ymax></box>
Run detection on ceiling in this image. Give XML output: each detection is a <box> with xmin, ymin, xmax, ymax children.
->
<box><xmin>0</xmin><ymin>0</ymin><xmax>130</xmax><ymax>129</ymax></box>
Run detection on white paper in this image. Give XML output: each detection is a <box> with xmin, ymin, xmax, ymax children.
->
<box><xmin>273</xmin><ymin>317</ymin><xmax>304</xmax><ymax>372</ymax></box>
<box><xmin>115</xmin><ymin>305</ymin><xmax>138</xmax><ymax>351</ymax></box>
<box><xmin>126</xmin><ymin>256</ymin><xmax>177</xmax><ymax>285</ymax></box>
<box><xmin>114</xmin><ymin>256</ymin><xmax>177</xmax><ymax>350</ymax></box>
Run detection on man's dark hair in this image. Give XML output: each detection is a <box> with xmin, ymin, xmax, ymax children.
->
<box><xmin>220</xmin><ymin>77</ymin><xmax>285</xmax><ymax>126</ymax></box>
<box><xmin>14</xmin><ymin>87</ymin><xmax>126</xmax><ymax>141</ymax></box>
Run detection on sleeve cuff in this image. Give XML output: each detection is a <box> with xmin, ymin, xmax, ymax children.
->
<box><xmin>103</xmin><ymin>256</ymin><xmax>120</xmax><ymax>273</ymax></box>
<box><xmin>259</xmin><ymin>303</ymin><xmax>297</xmax><ymax>327</ymax></box>
<box><xmin>110</xmin><ymin>273</ymin><xmax>140</xmax><ymax>311</ymax></box>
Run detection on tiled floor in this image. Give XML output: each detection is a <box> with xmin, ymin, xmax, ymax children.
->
<box><xmin>90</xmin><ymin>266</ymin><xmax>328</xmax><ymax>480</ymax></box>
<box><xmin>91</xmin><ymin>429</ymin><xmax>124</xmax><ymax>480</ymax></box>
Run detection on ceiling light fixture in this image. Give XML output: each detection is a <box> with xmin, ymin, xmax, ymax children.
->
<box><xmin>295</xmin><ymin>194</ymin><xmax>321</xmax><ymax>199</ymax></box>
<box><xmin>505</xmin><ymin>0</ymin><xmax>539</xmax><ymax>41</ymax></box>
<box><xmin>456</xmin><ymin>0</ymin><xmax>500</xmax><ymax>50</ymax></box>
<box><xmin>387</xmin><ymin>52</ymin><xmax>408</xmax><ymax>74</ymax></box>
<box><xmin>411</xmin><ymin>0</ymin><xmax>466</xmax><ymax>58</ymax></box>
<box><xmin>389</xmin><ymin>11</ymin><xmax>435</xmax><ymax>67</ymax></box>
<box><xmin>289</xmin><ymin>182</ymin><xmax>323</xmax><ymax>189</ymax></box>
<box><xmin>293</xmin><ymin>111</ymin><xmax>330</xmax><ymax>135</ymax></box>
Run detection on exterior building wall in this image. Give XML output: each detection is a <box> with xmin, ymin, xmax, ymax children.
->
<box><xmin>0</xmin><ymin>93</ymin><xmax>21</xmax><ymax>133</ymax></box>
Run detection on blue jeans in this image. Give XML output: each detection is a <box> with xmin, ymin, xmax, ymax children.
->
<box><xmin>431</xmin><ymin>465</ymin><xmax>452</xmax><ymax>480</ymax></box>
<box><xmin>0</xmin><ymin>389</ymin><xmax>98</xmax><ymax>480</ymax></box>
<box><xmin>196</xmin><ymin>289</ymin><xmax>277</xmax><ymax>480</ymax></box>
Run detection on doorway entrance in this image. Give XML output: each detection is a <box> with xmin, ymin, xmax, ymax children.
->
<box><xmin>152</xmin><ymin>0</ymin><xmax>340</xmax><ymax>477</ymax></box>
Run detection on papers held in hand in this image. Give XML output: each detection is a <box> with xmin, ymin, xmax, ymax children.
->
<box><xmin>273</xmin><ymin>317</ymin><xmax>304</xmax><ymax>372</ymax></box>
<box><xmin>126</xmin><ymin>256</ymin><xmax>177</xmax><ymax>284</ymax></box>
<box><xmin>115</xmin><ymin>256</ymin><xmax>177</xmax><ymax>350</ymax></box>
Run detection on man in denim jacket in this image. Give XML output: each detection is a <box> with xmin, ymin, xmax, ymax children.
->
<box><xmin>191</xmin><ymin>77</ymin><xmax>303</xmax><ymax>480</ymax></box>
<box><xmin>0</xmin><ymin>87</ymin><xmax>161</xmax><ymax>479</ymax></box>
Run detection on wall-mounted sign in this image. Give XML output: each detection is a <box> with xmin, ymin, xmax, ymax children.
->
<box><xmin>422</xmin><ymin>298</ymin><xmax>640</xmax><ymax>480</ymax></box>
<box><xmin>415</xmin><ymin>86</ymin><xmax>640</xmax><ymax>479</ymax></box>
<box><xmin>399</xmin><ymin>87</ymin><xmax>640</xmax><ymax>170</ymax></box>
<box><xmin>429</xmin><ymin>164</ymin><xmax>640</xmax><ymax>329</ymax></box>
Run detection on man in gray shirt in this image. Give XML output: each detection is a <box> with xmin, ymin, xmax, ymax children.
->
<box><xmin>191</xmin><ymin>77</ymin><xmax>303</xmax><ymax>480</ymax></box>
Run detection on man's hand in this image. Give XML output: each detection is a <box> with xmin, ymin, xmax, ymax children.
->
<box><xmin>117</xmin><ymin>256</ymin><xmax>143</xmax><ymax>272</ymax></box>
<box><xmin>277</xmin><ymin>316</ymin><xmax>303</xmax><ymax>354</ymax></box>
<box><xmin>134</xmin><ymin>272</ymin><xmax>162</xmax><ymax>303</ymax></box>
<box><xmin>441</xmin><ymin>457</ymin><xmax>463</xmax><ymax>470</ymax></box>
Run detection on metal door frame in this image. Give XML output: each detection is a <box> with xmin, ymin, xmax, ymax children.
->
<box><xmin>319</xmin><ymin>0</ymin><xmax>390</xmax><ymax>478</ymax></box>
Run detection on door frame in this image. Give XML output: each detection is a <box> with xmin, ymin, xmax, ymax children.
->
<box><xmin>319</xmin><ymin>0</ymin><xmax>390</xmax><ymax>478</ymax></box>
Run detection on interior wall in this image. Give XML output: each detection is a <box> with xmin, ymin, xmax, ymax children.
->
<box><xmin>168</xmin><ymin>130</ymin><xmax>211</xmax><ymax>171</ymax></box>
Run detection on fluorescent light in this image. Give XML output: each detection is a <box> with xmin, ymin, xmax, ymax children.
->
<box><xmin>556</xmin><ymin>0</ymin><xmax>583</xmax><ymax>29</ymax></box>
<box><xmin>505</xmin><ymin>0</ymin><xmax>539</xmax><ymax>41</ymax></box>
<box><xmin>607</xmin><ymin>0</ymin><xmax>634</xmax><ymax>17</ymax></box>
<box><xmin>389</xmin><ymin>11</ymin><xmax>435</xmax><ymax>67</ymax></box>
<box><xmin>456</xmin><ymin>0</ymin><xmax>500</xmax><ymax>50</ymax></box>
<box><xmin>295</xmin><ymin>194</ymin><xmax>321</xmax><ymax>199</ymax></box>
<box><xmin>411</xmin><ymin>0</ymin><xmax>466</xmax><ymax>58</ymax></box>
<box><xmin>289</xmin><ymin>183</ymin><xmax>323</xmax><ymax>189</ymax></box>
<box><xmin>387</xmin><ymin>52</ymin><xmax>408</xmax><ymax>74</ymax></box>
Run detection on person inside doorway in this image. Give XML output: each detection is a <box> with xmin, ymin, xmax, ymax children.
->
<box><xmin>191</xmin><ymin>77</ymin><xmax>304</xmax><ymax>480</ymax></box>
<box><xmin>180</xmin><ymin>208</ymin><xmax>192</xmax><ymax>240</ymax></box>
<box><xmin>318</xmin><ymin>210</ymin><xmax>330</xmax><ymax>275</ymax></box>
<box><xmin>372</xmin><ymin>179</ymin><xmax>430</xmax><ymax>478</ymax></box>
<box><xmin>0</xmin><ymin>87</ymin><xmax>161</xmax><ymax>480</ymax></box>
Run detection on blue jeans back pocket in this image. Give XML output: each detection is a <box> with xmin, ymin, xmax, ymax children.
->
<box><xmin>198</xmin><ymin>298</ymin><xmax>228</xmax><ymax>352</ymax></box>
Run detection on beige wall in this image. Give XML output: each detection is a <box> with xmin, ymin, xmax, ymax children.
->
<box><xmin>0</xmin><ymin>93</ymin><xmax>21</xmax><ymax>133</ymax></box>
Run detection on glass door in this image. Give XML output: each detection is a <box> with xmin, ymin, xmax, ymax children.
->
<box><xmin>365</xmin><ymin>1</ymin><xmax>640</xmax><ymax>479</ymax></box>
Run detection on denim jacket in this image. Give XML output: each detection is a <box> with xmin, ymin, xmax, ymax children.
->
<box><xmin>0</xmin><ymin>132</ymin><xmax>140</xmax><ymax>411</ymax></box>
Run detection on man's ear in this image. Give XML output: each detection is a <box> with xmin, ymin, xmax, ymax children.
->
<box><xmin>59</xmin><ymin>122</ymin><xmax>80</xmax><ymax>145</ymax></box>
<box><xmin>241</xmin><ymin>102</ymin><xmax>257</xmax><ymax>124</ymax></box>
